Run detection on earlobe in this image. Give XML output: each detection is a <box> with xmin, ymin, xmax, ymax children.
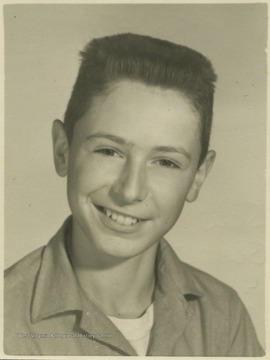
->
<box><xmin>186</xmin><ymin>150</ymin><xmax>216</xmax><ymax>203</ymax></box>
<box><xmin>52</xmin><ymin>119</ymin><xmax>69</xmax><ymax>177</ymax></box>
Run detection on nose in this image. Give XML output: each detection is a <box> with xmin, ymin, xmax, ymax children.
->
<box><xmin>111</xmin><ymin>159</ymin><xmax>148</xmax><ymax>205</ymax></box>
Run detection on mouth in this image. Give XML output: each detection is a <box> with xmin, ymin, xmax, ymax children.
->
<box><xmin>95</xmin><ymin>205</ymin><xmax>143</xmax><ymax>226</ymax></box>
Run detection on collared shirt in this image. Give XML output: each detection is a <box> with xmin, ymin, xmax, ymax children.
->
<box><xmin>4</xmin><ymin>217</ymin><xmax>264</xmax><ymax>356</ymax></box>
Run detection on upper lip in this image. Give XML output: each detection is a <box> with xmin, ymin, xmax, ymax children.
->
<box><xmin>94</xmin><ymin>204</ymin><xmax>147</xmax><ymax>221</ymax></box>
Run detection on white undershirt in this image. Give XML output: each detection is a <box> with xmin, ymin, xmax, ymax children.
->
<box><xmin>108</xmin><ymin>303</ymin><xmax>154</xmax><ymax>356</ymax></box>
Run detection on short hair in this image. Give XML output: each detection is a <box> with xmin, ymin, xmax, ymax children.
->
<box><xmin>64</xmin><ymin>33</ymin><xmax>217</xmax><ymax>165</ymax></box>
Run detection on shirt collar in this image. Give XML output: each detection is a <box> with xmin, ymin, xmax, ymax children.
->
<box><xmin>31</xmin><ymin>217</ymin><xmax>83</xmax><ymax>323</ymax></box>
<box><xmin>156</xmin><ymin>238</ymin><xmax>204</xmax><ymax>299</ymax></box>
<box><xmin>31</xmin><ymin>217</ymin><xmax>204</xmax><ymax>324</ymax></box>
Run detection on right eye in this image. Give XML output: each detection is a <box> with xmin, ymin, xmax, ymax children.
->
<box><xmin>94</xmin><ymin>148</ymin><xmax>120</xmax><ymax>157</ymax></box>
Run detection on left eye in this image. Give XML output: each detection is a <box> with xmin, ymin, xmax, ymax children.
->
<box><xmin>156</xmin><ymin>159</ymin><xmax>179</xmax><ymax>169</ymax></box>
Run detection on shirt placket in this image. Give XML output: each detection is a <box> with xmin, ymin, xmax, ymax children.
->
<box><xmin>79</xmin><ymin>308</ymin><xmax>138</xmax><ymax>356</ymax></box>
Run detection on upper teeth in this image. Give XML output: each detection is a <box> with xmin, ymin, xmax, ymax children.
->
<box><xmin>105</xmin><ymin>208</ymin><xmax>139</xmax><ymax>226</ymax></box>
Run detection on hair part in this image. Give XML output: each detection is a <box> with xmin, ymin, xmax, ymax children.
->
<box><xmin>64</xmin><ymin>33</ymin><xmax>217</xmax><ymax>165</ymax></box>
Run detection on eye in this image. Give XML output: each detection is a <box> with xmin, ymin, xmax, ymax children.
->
<box><xmin>94</xmin><ymin>148</ymin><xmax>121</xmax><ymax>157</ymax></box>
<box><xmin>156</xmin><ymin>159</ymin><xmax>180</xmax><ymax>169</ymax></box>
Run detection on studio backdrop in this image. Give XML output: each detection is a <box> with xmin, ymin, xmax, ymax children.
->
<box><xmin>4</xmin><ymin>3</ymin><xmax>266</xmax><ymax>348</ymax></box>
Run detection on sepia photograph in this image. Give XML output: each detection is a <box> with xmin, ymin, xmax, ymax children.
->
<box><xmin>3</xmin><ymin>2</ymin><xmax>267</xmax><ymax>357</ymax></box>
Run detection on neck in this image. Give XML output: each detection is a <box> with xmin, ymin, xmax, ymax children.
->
<box><xmin>70</xmin><ymin>225</ymin><xmax>159</xmax><ymax>319</ymax></box>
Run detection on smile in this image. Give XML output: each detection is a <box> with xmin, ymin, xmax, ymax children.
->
<box><xmin>96</xmin><ymin>205</ymin><xmax>142</xmax><ymax>226</ymax></box>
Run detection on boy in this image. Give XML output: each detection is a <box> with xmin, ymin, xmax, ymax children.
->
<box><xmin>4</xmin><ymin>33</ymin><xmax>264</xmax><ymax>356</ymax></box>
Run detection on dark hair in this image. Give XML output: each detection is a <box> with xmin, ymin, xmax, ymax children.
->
<box><xmin>64</xmin><ymin>33</ymin><xmax>217</xmax><ymax>165</ymax></box>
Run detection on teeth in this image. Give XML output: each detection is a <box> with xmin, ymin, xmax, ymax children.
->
<box><xmin>117</xmin><ymin>215</ymin><xmax>124</xmax><ymax>224</ymax></box>
<box><xmin>104</xmin><ymin>208</ymin><xmax>139</xmax><ymax>226</ymax></box>
<box><xmin>106</xmin><ymin>209</ymin><xmax>112</xmax><ymax>217</ymax></box>
<box><xmin>124</xmin><ymin>217</ymin><xmax>133</xmax><ymax>226</ymax></box>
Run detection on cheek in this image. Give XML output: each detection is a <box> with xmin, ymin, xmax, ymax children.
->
<box><xmin>67</xmin><ymin>156</ymin><xmax>120</xmax><ymax>195</ymax></box>
<box><xmin>162</xmin><ymin>191</ymin><xmax>186</xmax><ymax>219</ymax></box>
<box><xmin>152</xmin><ymin>173</ymin><xmax>195</xmax><ymax>218</ymax></box>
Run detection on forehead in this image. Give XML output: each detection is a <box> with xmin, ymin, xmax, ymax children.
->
<box><xmin>92</xmin><ymin>80</ymin><xmax>199</xmax><ymax>123</ymax></box>
<box><xmin>74</xmin><ymin>80</ymin><xmax>201</xmax><ymax>154</ymax></box>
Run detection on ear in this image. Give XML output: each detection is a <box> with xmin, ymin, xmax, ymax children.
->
<box><xmin>52</xmin><ymin>119</ymin><xmax>69</xmax><ymax>177</ymax></box>
<box><xmin>186</xmin><ymin>150</ymin><xmax>216</xmax><ymax>203</ymax></box>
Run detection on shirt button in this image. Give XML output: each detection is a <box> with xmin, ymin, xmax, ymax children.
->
<box><xmin>86</xmin><ymin>312</ymin><xmax>90</xmax><ymax>316</ymax></box>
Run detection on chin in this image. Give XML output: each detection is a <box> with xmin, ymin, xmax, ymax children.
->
<box><xmin>89</xmin><ymin>233</ymin><xmax>160</xmax><ymax>261</ymax></box>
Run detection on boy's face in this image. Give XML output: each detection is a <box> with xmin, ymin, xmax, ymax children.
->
<box><xmin>53</xmin><ymin>80</ymin><xmax>215</xmax><ymax>259</ymax></box>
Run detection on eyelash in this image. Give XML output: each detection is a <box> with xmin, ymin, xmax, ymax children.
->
<box><xmin>94</xmin><ymin>148</ymin><xmax>121</xmax><ymax>157</ymax></box>
<box><xmin>156</xmin><ymin>159</ymin><xmax>180</xmax><ymax>169</ymax></box>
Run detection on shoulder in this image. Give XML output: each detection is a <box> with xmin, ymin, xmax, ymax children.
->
<box><xmin>181</xmin><ymin>259</ymin><xmax>237</xmax><ymax>297</ymax></box>
<box><xmin>161</xmin><ymin>239</ymin><xmax>238</xmax><ymax>303</ymax></box>
<box><xmin>181</xmin><ymin>260</ymin><xmax>250</xmax><ymax>325</ymax></box>
<box><xmin>4</xmin><ymin>246</ymin><xmax>46</xmax><ymax>353</ymax></box>
<box><xmin>178</xmin><ymin>254</ymin><xmax>249</xmax><ymax>316</ymax></box>
<box><xmin>160</xmin><ymin>241</ymin><xmax>264</xmax><ymax>356</ymax></box>
<box><xmin>182</xmin><ymin>262</ymin><xmax>265</xmax><ymax>356</ymax></box>
<box><xmin>5</xmin><ymin>246</ymin><xmax>45</xmax><ymax>291</ymax></box>
<box><xmin>159</xmin><ymin>239</ymin><xmax>249</xmax><ymax>322</ymax></box>
<box><xmin>4</xmin><ymin>217</ymin><xmax>71</xmax><ymax>292</ymax></box>
<box><xmin>4</xmin><ymin>247</ymin><xmax>45</xmax><ymax>281</ymax></box>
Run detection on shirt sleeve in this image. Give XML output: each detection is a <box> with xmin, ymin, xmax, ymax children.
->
<box><xmin>227</xmin><ymin>290</ymin><xmax>265</xmax><ymax>356</ymax></box>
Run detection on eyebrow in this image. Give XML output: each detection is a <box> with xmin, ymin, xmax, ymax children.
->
<box><xmin>86</xmin><ymin>133</ymin><xmax>191</xmax><ymax>160</ymax></box>
<box><xmin>86</xmin><ymin>133</ymin><xmax>126</xmax><ymax>145</ymax></box>
<box><xmin>154</xmin><ymin>146</ymin><xmax>191</xmax><ymax>160</ymax></box>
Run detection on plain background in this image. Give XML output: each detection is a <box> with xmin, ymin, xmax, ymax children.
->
<box><xmin>4</xmin><ymin>3</ymin><xmax>266</xmax><ymax>348</ymax></box>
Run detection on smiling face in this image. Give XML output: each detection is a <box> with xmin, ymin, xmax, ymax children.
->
<box><xmin>53</xmin><ymin>80</ymin><xmax>215</xmax><ymax>259</ymax></box>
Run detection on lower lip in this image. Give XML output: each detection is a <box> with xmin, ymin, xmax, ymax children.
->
<box><xmin>95</xmin><ymin>206</ymin><xmax>144</xmax><ymax>234</ymax></box>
